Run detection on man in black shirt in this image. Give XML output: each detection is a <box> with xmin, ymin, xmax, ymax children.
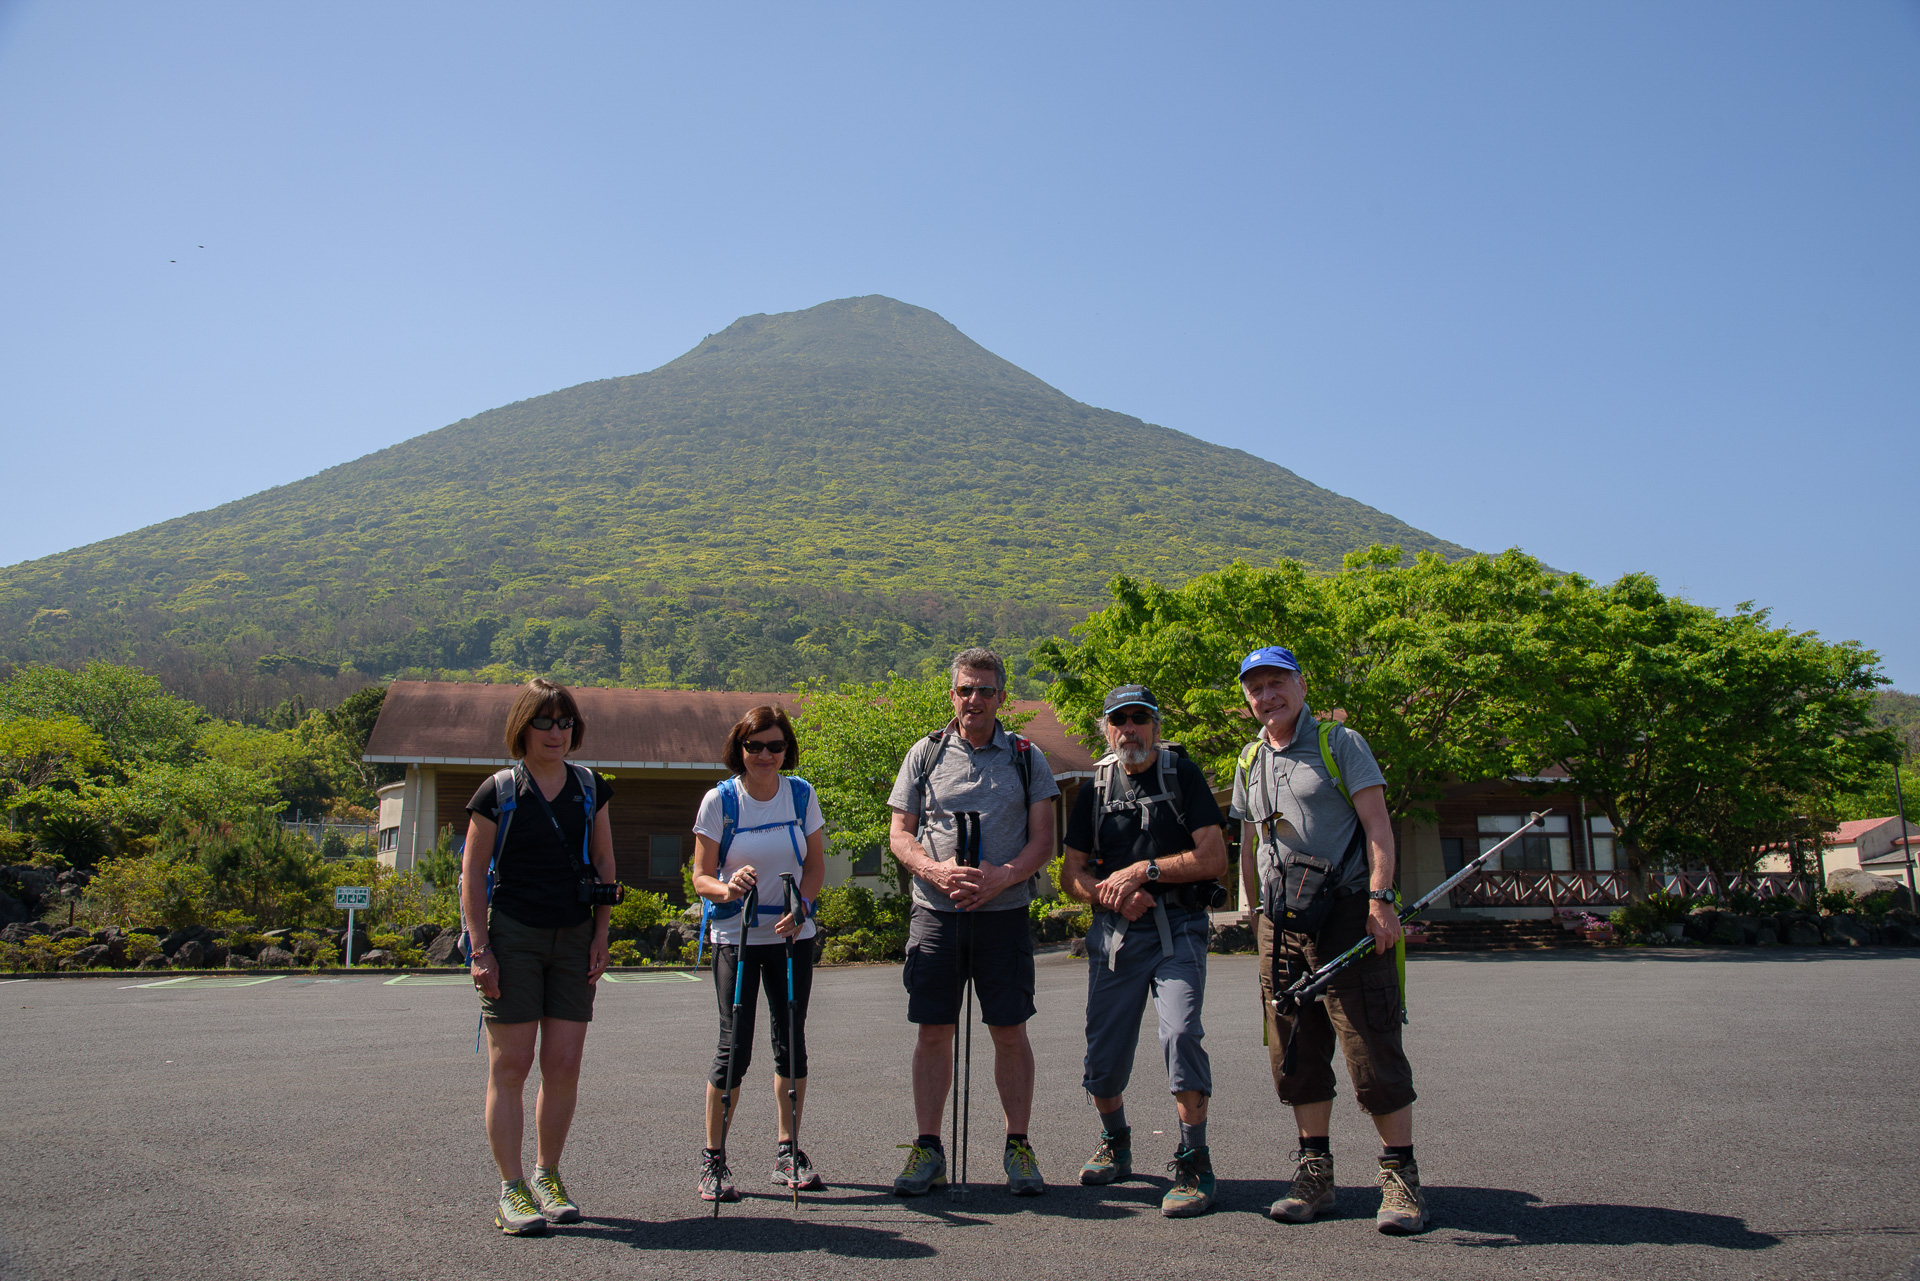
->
<box><xmin>1060</xmin><ymin>685</ymin><xmax>1227</xmax><ymax>1217</ymax></box>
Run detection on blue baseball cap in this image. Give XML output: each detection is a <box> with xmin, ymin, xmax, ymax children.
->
<box><xmin>1238</xmin><ymin>646</ymin><xmax>1301</xmax><ymax>678</ymax></box>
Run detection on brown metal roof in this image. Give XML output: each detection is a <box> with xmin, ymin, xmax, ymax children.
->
<box><xmin>364</xmin><ymin>680</ymin><xmax>1098</xmax><ymax>776</ymax></box>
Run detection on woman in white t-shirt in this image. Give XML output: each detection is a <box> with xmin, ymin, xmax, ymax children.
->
<box><xmin>690</xmin><ymin>703</ymin><xmax>826</xmax><ymax>1203</ymax></box>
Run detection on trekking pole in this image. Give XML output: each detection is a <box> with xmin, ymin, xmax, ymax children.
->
<box><xmin>780</xmin><ymin>871</ymin><xmax>802</xmax><ymax>1210</ymax></box>
<box><xmin>714</xmin><ymin>882</ymin><xmax>757</xmax><ymax>1218</ymax></box>
<box><xmin>1273</xmin><ymin>811</ymin><xmax>1549</xmax><ymax>1019</ymax></box>
<box><xmin>951</xmin><ymin>810</ymin><xmax>982</xmax><ymax>1201</ymax></box>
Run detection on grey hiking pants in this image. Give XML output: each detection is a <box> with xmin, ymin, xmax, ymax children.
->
<box><xmin>1081</xmin><ymin>903</ymin><xmax>1212</xmax><ymax>1099</ymax></box>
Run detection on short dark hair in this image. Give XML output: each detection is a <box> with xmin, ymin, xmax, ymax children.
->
<box><xmin>724</xmin><ymin>704</ymin><xmax>800</xmax><ymax>775</ymax></box>
<box><xmin>503</xmin><ymin>678</ymin><xmax>585</xmax><ymax>759</ymax></box>
<box><xmin>950</xmin><ymin>647</ymin><xmax>1007</xmax><ymax>691</ymax></box>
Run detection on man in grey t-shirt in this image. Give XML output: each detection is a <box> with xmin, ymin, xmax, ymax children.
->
<box><xmin>885</xmin><ymin>647</ymin><xmax>1059</xmax><ymax>1197</ymax></box>
<box><xmin>1230</xmin><ymin>645</ymin><xmax>1426</xmax><ymax>1235</ymax></box>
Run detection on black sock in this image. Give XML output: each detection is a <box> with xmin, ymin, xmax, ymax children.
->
<box><xmin>918</xmin><ymin>1134</ymin><xmax>943</xmax><ymax>1151</ymax></box>
<box><xmin>778</xmin><ymin>1140</ymin><xmax>795</xmax><ymax>1156</ymax></box>
<box><xmin>1006</xmin><ymin>1133</ymin><xmax>1029</xmax><ymax>1149</ymax></box>
<box><xmin>703</xmin><ymin>1146</ymin><xmax>723</xmax><ymax>1159</ymax></box>
<box><xmin>1099</xmin><ymin>1103</ymin><xmax>1128</xmax><ymax>1137</ymax></box>
<box><xmin>1382</xmin><ymin>1144</ymin><xmax>1414</xmax><ymax>1166</ymax></box>
<box><xmin>1300</xmin><ymin>1135</ymin><xmax>1331</xmax><ymax>1157</ymax></box>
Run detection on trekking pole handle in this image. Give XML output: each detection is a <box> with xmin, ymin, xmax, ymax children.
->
<box><xmin>1278</xmin><ymin>810</ymin><xmax>1550</xmax><ymax>1011</ymax></box>
<box><xmin>781</xmin><ymin>872</ymin><xmax>799</xmax><ymax>923</ymax></box>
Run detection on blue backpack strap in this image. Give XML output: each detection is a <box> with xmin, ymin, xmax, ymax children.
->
<box><xmin>486</xmin><ymin>765</ymin><xmax>519</xmax><ymax>905</ymax></box>
<box><xmin>570</xmin><ymin>762</ymin><xmax>597</xmax><ymax>869</ymax></box>
<box><xmin>698</xmin><ymin>780</ymin><xmax>743</xmax><ymax>967</ymax></box>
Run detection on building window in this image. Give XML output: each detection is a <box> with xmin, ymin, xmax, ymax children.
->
<box><xmin>1440</xmin><ymin>837</ymin><xmax>1465</xmax><ymax>876</ymax></box>
<box><xmin>1589</xmin><ymin>815</ymin><xmax>1617</xmax><ymax>871</ymax></box>
<box><xmin>378</xmin><ymin>827</ymin><xmax>397</xmax><ymax>853</ymax></box>
<box><xmin>850</xmin><ymin>845</ymin><xmax>882</xmax><ymax>878</ymax></box>
<box><xmin>1478</xmin><ymin>814</ymin><xmax>1571</xmax><ymax>871</ymax></box>
<box><xmin>649</xmin><ymin>835</ymin><xmax>682</xmax><ymax>881</ymax></box>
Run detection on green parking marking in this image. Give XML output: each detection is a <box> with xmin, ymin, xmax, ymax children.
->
<box><xmin>602</xmin><ymin>971</ymin><xmax>700</xmax><ymax>984</ymax></box>
<box><xmin>131</xmin><ymin>975</ymin><xmax>286</xmax><ymax>990</ymax></box>
<box><xmin>385</xmin><ymin>974</ymin><xmax>472</xmax><ymax>986</ymax></box>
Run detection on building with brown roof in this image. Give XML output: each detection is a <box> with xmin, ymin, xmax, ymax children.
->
<box><xmin>364</xmin><ymin>680</ymin><xmax>1097</xmax><ymax>896</ymax></box>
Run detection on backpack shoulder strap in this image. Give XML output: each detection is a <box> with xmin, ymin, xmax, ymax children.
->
<box><xmin>717</xmin><ymin>778</ymin><xmax>740</xmax><ymax>867</ymax></box>
<box><xmin>1317</xmin><ymin>719</ymin><xmax>1352</xmax><ymax>808</ymax></box>
<box><xmin>914</xmin><ymin>728</ymin><xmax>952</xmax><ymax>820</ymax></box>
<box><xmin>786</xmin><ymin>775</ymin><xmax>812</xmax><ymax>823</ymax></box>
<box><xmin>1090</xmin><ymin>754</ymin><xmax>1120</xmax><ymax>856</ymax></box>
<box><xmin>1007</xmin><ymin>728</ymin><xmax>1033</xmax><ymax>806</ymax></box>
<box><xmin>1156</xmin><ymin>746</ymin><xmax>1188</xmax><ymax>827</ymax></box>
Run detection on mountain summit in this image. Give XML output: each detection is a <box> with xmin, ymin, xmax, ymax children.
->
<box><xmin>0</xmin><ymin>295</ymin><xmax>1468</xmax><ymax>706</ymax></box>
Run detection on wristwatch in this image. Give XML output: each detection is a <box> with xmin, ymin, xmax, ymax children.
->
<box><xmin>1146</xmin><ymin>860</ymin><xmax>1161</xmax><ymax>881</ymax></box>
<box><xmin>1367</xmin><ymin>888</ymin><xmax>1395</xmax><ymax>903</ymax></box>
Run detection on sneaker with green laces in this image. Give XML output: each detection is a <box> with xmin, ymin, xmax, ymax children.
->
<box><xmin>528</xmin><ymin>1167</ymin><xmax>581</xmax><ymax>1223</ymax></box>
<box><xmin>494</xmin><ymin>1178</ymin><xmax>548</xmax><ymax>1236</ymax></box>
<box><xmin>1004</xmin><ymin>1137</ymin><xmax>1044</xmax><ymax>1196</ymax></box>
<box><xmin>1161</xmin><ymin>1146</ymin><xmax>1215</xmax><ymax>1218</ymax></box>
<box><xmin>891</xmin><ymin>1142</ymin><xmax>947</xmax><ymax>1196</ymax></box>
<box><xmin>1079</xmin><ymin>1129</ymin><xmax>1132</xmax><ymax>1185</ymax></box>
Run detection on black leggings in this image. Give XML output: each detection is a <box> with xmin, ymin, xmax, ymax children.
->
<box><xmin>709</xmin><ymin>940</ymin><xmax>813</xmax><ymax>1088</ymax></box>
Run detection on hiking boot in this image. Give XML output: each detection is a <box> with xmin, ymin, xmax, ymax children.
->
<box><xmin>892</xmin><ymin>1142</ymin><xmax>947</xmax><ymax>1196</ymax></box>
<box><xmin>699</xmin><ymin>1150</ymin><xmax>739</xmax><ymax>1203</ymax></box>
<box><xmin>1269</xmin><ymin>1150</ymin><xmax>1336</xmax><ymax>1222</ymax></box>
<box><xmin>1079</xmin><ymin>1129</ymin><xmax>1132</xmax><ymax>1185</ymax></box>
<box><xmin>1004</xmin><ymin>1137</ymin><xmax>1045</xmax><ymax>1196</ymax></box>
<box><xmin>772</xmin><ymin>1149</ymin><xmax>825</xmax><ymax>1191</ymax></box>
<box><xmin>528</xmin><ymin>1167</ymin><xmax>581</xmax><ymax>1223</ymax></box>
<box><xmin>1161</xmin><ymin>1146</ymin><xmax>1215</xmax><ymax>1218</ymax></box>
<box><xmin>494</xmin><ymin>1179</ymin><xmax>548</xmax><ymax>1235</ymax></box>
<box><xmin>1376</xmin><ymin>1157</ymin><xmax>1428</xmax><ymax>1234</ymax></box>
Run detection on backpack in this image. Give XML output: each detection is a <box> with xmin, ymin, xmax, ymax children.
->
<box><xmin>696</xmin><ymin>775</ymin><xmax>815</xmax><ymax>965</ymax></box>
<box><xmin>1240</xmin><ymin>719</ymin><xmax>1406</xmax><ymax>1008</ymax></box>
<box><xmin>911</xmin><ymin>721</ymin><xmax>1040</xmax><ymax>895</ymax></box>
<box><xmin>458</xmin><ymin>761</ymin><xmax>598</xmax><ymax>962</ymax></box>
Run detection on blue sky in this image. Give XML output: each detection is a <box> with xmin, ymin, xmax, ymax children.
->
<box><xmin>2</xmin><ymin>2</ymin><xmax>1916</xmax><ymax>686</ymax></box>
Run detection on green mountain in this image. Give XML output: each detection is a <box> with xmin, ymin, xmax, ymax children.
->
<box><xmin>0</xmin><ymin>295</ymin><xmax>1469</xmax><ymax>714</ymax></box>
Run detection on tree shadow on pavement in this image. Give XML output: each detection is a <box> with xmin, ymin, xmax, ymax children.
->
<box><xmin>1427</xmin><ymin>1187</ymin><xmax>1780</xmax><ymax>1250</ymax></box>
<box><xmin>572</xmin><ymin>1213</ymin><xmax>938</xmax><ymax>1259</ymax></box>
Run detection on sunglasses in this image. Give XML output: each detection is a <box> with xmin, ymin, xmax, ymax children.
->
<box><xmin>1108</xmin><ymin>710</ymin><xmax>1156</xmax><ymax>727</ymax></box>
<box><xmin>953</xmin><ymin>685</ymin><xmax>1002</xmax><ymax>700</ymax></box>
<box><xmin>743</xmin><ymin>739</ymin><xmax>787</xmax><ymax>756</ymax></box>
<box><xmin>528</xmin><ymin>716</ymin><xmax>576</xmax><ymax>731</ymax></box>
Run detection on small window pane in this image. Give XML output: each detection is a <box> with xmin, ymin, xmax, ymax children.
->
<box><xmin>1591</xmin><ymin>836</ymin><xmax>1616</xmax><ymax>871</ymax></box>
<box><xmin>1590</xmin><ymin>815</ymin><xmax>1615</xmax><ymax>835</ymax></box>
<box><xmin>649</xmin><ymin>835</ymin><xmax>682</xmax><ymax>880</ymax></box>
<box><xmin>851</xmin><ymin>846</ymin><xmax>881</xmax><ymax>878</ymax></box>
<box><xmin>1541</xmin><ymin>816</ymin><xmax>1569</xmax><ymax>834</ymax></box>
<box><xmin>1440</xmin><ymin>837</ymin><xmax>1465</xmax><ymax>875</ymax></box>
<box><xmin>1478</xmin><ymin>815</ymin><xmax>1526</xmax><ymax>834</ymax></box>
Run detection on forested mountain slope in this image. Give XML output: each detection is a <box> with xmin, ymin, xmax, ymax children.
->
<box><xmin>0</xmin><ymin>296</ymin><xmax>1468</xmax><ymax>713</ymax></box>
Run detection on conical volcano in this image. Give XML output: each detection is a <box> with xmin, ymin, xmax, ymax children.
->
<box><xmin>0</xmin><ymin>295</ymin><xmax>1468</xmax><ymax>707</ymax></box>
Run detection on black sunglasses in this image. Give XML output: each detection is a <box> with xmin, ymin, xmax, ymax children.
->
<box><xmin>1108</xmin><ymin>709</ymin><xmax>1156</xmax><ymax>726</ymax></box>
<box><xmin>953</xmin><ymin>685</ymin><xmax>1002</xmax><ymax>699</ymax></box>
<box><xmin>528</xmin><ymin>716</ymin><xmax>576</xmax><ymax>731</ymax></box>
<box><xmin>743</xmin><ymin>739</ymin><xmax>787</xmax><ymax>755</ymax></box>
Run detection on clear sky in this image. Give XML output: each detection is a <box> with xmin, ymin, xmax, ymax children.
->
<box><xmin>2</xmin><ymin>2</ymin><xmax>1916</xmax><ymax>685</ymax></box>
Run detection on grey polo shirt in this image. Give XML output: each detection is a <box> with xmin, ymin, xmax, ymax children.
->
<box><xmin>1229</xmin><ymin>705</ymin><xmax>1386</xmax><ymax>898</ymax></box>
<box><xmin>888</xmin><ymin>721</ymin><xmax>1060</xmax><ymax>913</ymax></box>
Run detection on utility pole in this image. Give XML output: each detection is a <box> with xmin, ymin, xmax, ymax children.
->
<box><xmin>1894</xmin><ymin>752</ymin><xmax>1917</xmax><ymax>904</ymax></box>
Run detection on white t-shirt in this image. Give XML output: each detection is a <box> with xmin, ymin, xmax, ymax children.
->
<box><xmin>694</xmin><ymin>777</ymin><xmax>825</xmax><ymax>946</ymax></box>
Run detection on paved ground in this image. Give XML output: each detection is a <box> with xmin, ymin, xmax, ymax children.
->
<box><xmin>2</xmin><ymin>947</ymin><xmax>1917</xmax><ymax>1281</ymax></box>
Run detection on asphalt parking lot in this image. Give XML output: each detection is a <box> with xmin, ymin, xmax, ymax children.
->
<box><xmin>2</xmin><ymin>947</ymin><xmax>1916</xmax><ymax>1281</ymax></box>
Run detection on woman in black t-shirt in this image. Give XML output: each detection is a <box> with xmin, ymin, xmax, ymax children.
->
<box><xmin>459</xmin><ymin>678</ymin><xmax>617</xmax><ymax>1236</ymax></box>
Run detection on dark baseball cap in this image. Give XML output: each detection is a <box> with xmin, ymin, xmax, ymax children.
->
<box><xmin>1238</xmin><ymin>645</ymin><xmax>1301</xmax><ymax>678</ymax></box>
<box><xmin>1102</xmin><ymin>684</ymin><xmax>1159</xmax><ymax>715</ymax></box>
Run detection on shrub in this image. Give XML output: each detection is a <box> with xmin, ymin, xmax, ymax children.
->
<box><xmin>819</xmin><ymin>927</ymin><xmax>905</xmax><ymax>965</ymax></box>
<box><xmin>816</xmin><ymin>884</ymin><xmax>883</xmax><ymax>934</ymax></box>
<box><xmin>608</xmin><ymin>890</ymin><xmax>674</xmax><ymax>937</ymax></box>
<box><xmin>1818</xmin><ymin>888</ymin><xmax>1861</xmax><ymax>916</ymax></box>
<box><xmin>607</xmin><ymin>939</ymin><xmax>644</xmax><ymax>967</ymax></box>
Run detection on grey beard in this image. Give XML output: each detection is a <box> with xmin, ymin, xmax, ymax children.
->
<box><xmin>1115</xmin><ymin>742</ymin><xmax>1155</xmax><ymax>769</ymax></box>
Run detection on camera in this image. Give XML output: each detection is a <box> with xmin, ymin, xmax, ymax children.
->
<box><xmin>578</xmin><ymin>877</ymin><xmax>626</xmax><ymax>906</ymax></box>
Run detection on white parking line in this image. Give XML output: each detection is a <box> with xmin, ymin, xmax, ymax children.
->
<box><xmin>127</xmin><ymin>975</ymin><xmax>286</xmax><ymax>990</ymax></box>
<box><xmin>602</xmin><ymin>971</ymin><xmax>700</xmax><ymax>984</ymax></box>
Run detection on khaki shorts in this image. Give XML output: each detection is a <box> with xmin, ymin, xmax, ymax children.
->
<box><xmin>480</xmin><ymin>908</ymin><xmax>597</xmax><ymax>1025</ymax></box>
<box><xmin>1256</xmin><ymin>896</ymin><xmax>1415</xmax><ymax>1116</ymax></box>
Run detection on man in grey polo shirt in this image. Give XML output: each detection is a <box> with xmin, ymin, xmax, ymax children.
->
<box><xmin>1231</xmin><ymin>645</ymin><xmax>1425</xmax><ymax>1234</ymax></box>
<box><xmin>886</xmin><ymin>647</ymin><xmax>1060</xmax><ymax>1197</ymax></box>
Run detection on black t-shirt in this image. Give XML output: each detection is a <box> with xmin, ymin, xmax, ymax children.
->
<box><xmin>467</xmin><ymin>766</ymin><xmax>614</xmax><ymax>930</ymax></box>
<box><xmin>1065</xmin><ymin>754</ymin><xmax>1224</xmax><ymax>895</ymax></box>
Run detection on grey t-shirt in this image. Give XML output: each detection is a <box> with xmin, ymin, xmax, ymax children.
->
<box><xmin>888</xmin><ymin>722</ymin><xmax>1061</xmax><ymax>913</ymax></box>
<box><xmin>1230</xmin><ymin>707</ymin><xmax>1386</xmax><ymax>898</ymax></box>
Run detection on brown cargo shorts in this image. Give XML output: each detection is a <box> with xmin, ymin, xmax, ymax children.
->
<box><xmin>1256</xmin><ymin>894</ymin><xmax>1416</xmax><ymax>1116</ymax></box>
<box><xmin>479</xmin><ymin>908</ymin><xmax>597</xmax><ymax>1025</ymax></box>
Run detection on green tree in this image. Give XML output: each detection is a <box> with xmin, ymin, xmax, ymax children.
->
<box><xmin>1528</xmin><ymin>574</ymin><xmax>1896</xmax><ymax>875</ymax></box>
<box><xmin>0</xmin><ymin>715</ymin><xmax>105</xmax><ymax>823</ymax></box>
<box><xmin>1034</xmin><ymin>547</ymin><xmax>1554</xmax><ymax>818</ymax></box>
<box><xmin>0</xmin><ymin>662</ymin><xmax>202</xmax><ymax>771</ymax></box>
